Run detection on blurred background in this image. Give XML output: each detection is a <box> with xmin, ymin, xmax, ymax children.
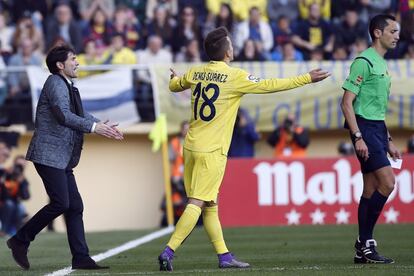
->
<box><xmin>0</xmin><ymin>0</ymin><xmax>413</xmax><ymax>236</ymax></box>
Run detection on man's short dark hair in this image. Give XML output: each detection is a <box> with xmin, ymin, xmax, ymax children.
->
<box><xmin>369</xmin><ymin>14</ymin><xmax>396</xmax><ymax>41</ymax></box>
<box><xmin>204</xmin><ymin>27</ymin><xmax>230</xmax><ymax>61</ymax></box>
<box><xmin>46</xmin><ymin>45</ymin><xmax>75</xmax><ymax>74</ymax></box>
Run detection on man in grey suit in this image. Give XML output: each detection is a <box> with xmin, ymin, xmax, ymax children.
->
<box><xmin>6</xmin><ymin>45</ymin><xmax>123</xmax><ymax>270</ymax></box>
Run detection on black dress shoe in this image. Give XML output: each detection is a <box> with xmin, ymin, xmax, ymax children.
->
<box><xmin>7</xmin><ymin>237</ymin><xmax>30</xmax><ymax>270</ymax></box>
<box><xmin>72</xmin><ymin>258</ymin><xmax>109</xmax><ymax>270</ymax></box>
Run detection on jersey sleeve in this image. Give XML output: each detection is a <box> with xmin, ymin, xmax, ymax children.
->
<box><xmin>342</xmin><ymin>58</ymin><xmax>370</xmax><ymax>95</ymax></box>
<box><xmin>169</xmin><ymin>71</ymin><xmax>191</xmax><ymax>92</ymax></box>
<box><xmin>235</xmin><ymin>69</ymin><xmax>312</xmax><ymax>94</ymax></box>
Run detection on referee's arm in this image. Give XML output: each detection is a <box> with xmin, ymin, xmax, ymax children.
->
<box><xmin>341</xmin><ymin>90</ymin><xmax>369</xmax><ymax>161</ymax></box>
<box><xmin>341</xmin><ymin>91</ymin><xmax>359</xmax><ymax>134</ymax></box>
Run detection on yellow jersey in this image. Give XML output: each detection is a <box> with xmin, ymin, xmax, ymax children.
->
<box><xmin>169</xmin><ymin>61</ymin><xmax>311</xmax><ymax>155</ymax></box>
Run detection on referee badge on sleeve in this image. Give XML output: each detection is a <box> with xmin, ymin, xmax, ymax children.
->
<box><xmin>348</xmin><ymin>75</ymin><xmax>363</xmax><ymax>87</ymax></box>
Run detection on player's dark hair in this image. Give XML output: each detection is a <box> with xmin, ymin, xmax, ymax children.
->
<box><xmin>46</xmin><ymin>45</ymin><xmax>75</xmax><ymax>74</ymax></box>
<box><xmin>369</xmin><ymin>14</ymin><xmax>396</xmax><ymax>41</ymax></box>
<box><xmin>204</xmin><ymin>26</ymin><xmax>230</xmax><ymax>61</ymax></box>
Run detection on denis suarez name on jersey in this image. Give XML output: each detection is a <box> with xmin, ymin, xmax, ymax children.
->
<box><xmin>192</xmin><ymin>72</ymin><xmax>228</xmax><ymax>83</ymax></box>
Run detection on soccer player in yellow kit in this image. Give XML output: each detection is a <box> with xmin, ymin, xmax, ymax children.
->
<box><xmin>158</xmin><ymin>27</ymin><xmax>330</xmax><ymax>271</ymax></box>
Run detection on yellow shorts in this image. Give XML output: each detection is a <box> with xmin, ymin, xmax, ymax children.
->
<box><xmin>183</xmin><ymin>148</ymin><xmax>227</xmax><ymax>203</ymax></box>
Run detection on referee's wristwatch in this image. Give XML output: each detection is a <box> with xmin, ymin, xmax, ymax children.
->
<box><xmin>352</xmin><ymin>131</ymin><xmax>362</xmax><ymax>142</ymax></box>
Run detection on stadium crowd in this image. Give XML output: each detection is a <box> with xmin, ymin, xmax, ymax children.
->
<box><xmin>0</xmin><ymin>1</ymin><xmax>413</xmax><ymax>63</ymax></box>
<box><xmin>0</xmin><ymin>0</ymin><xmax>412</xmax><ymax>124</ymax></box>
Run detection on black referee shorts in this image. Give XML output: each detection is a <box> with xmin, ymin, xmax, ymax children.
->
<box><xmin>351</xmin><ymin>116</ymin><xmax>390</xmax><ymax>174</ymax></box>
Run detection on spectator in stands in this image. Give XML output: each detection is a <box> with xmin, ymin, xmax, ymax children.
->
<box><xmin>175</xmin><ymin>39</ymin><xmax>201</xmax><ymax>62</ymax></box>
<box><xmin>52</xmin><ymin>0</ymin><xmax>83</xmax><ymax>21</ymax></box>
<box><xmin>136</xmin><ymin>35</ymin><xmax>172</xmax><ymax>105</ymax></box>
<box><xmin>102</xmin><ymin>32</ymin><xmax>137</xmax><ymax>64</ymax></box>
<box><xmin>268</xmin><ymin>0</ymin><xmax>299</xmax><ymax>23</ymax></box>
<box><xmin>334</xmin><ymin>8</ymin><xmax>368</xmax><ymax>54</ymax></box>
<box><xmin>332</xmin><ymin>44</ymin><xmax>349</xmax><ymax>60</ymax></box>
<box><xmin>292</xmin><ymin>3</ymin><xmax>334</xmax><ymax>60</ymax></box>
<box><xmin>267</xmin><ymin>113</ymin><xmax>310</xmax><ymax>158</ymax></box>
<box><xmin>271</xmin><ymin>41</ymin><xmax>304</xmax><ymax>61</ymax></box>
<box><xmin>236</xmin><ymin>39</ymin><xmax>266</xmax><ymax>61</ymax></box>
<box><xmin>228</xmin><ymin>0</ymin><xmax>268</xmax><ymax>22</ymax></box>
<box><xmin>10</xmin><ymin>0</ymin><xmax>48</xmax><ymax>26</ymax></box>
<box><xmin>82</xmin><ymin>7</ymin><xmax>114</xmax><ymax>50</ymax></box>
<box><xmin>0</xmin><ymin>155</ymin><xmax>30</xmax><ymax>236</ymax></box>
<box><xmin>0</xmin><ymin>140</ymin><xmax>11</xmax><ymax>237</ymax></box>
<box><xmin>309</xmin><ymin>47</ymin><xmax>324</xmax><ymax>61</ymax></box>
<box><xmin>113</xmin><ymin>6</ymin><xmax>143</xmax><ymax>50</ymax></box>
<box><xmin>11</xmin><ymin>11</ymin><xmax>45</xmax><ymax>55</ymax></box>
<box><xmin>77</xmin><ymin>39</ymin><xmax>103</xmax><ymax>78</ymax></box>
<box><xmin>358</xmin><ymin>0</ymin><xmax>392</xmax><ymax>23</ymax></box>
<box><xmin>298</xmin><ymin>0</ymin><xmax>331</xmax><ymax>20</ymax></box>
<box><xmin>272</xmin><ymin>15</ymin><xmax>294</xmax><ymax>48</ymax></box>
<box><xmin>79</xmin><ymin>0</ymin><xmax>115</xmax><ymax>24</ymax></box>
<box><xmin>338</xmin><ymin>141</ymin><xmax>355</xmax><ymax>156</ymax></box>
<box><xmin>204</xmin><ymin>3</ymin><xmax>235</xmax><ymax>38</ymax></box>
<box><xmin>0</xmin><ymin>12</ymin><xmax>14</xmax><ymax>57</ymax></box>
<box><xmin>349</xmin><ymin>37</ymin><xmax>369</xmax><ymax>59</ymax></box>
<box><xmin>405</xmin><ymin>44</ymin><xmax>414</xmax><ymax>59</ymax></box>
<box><xmin>400</xmin><ymin>9</ymin><xmax>414</xmax><ymax>55</ymax></box>
<box><xmin>115</xmin><ymin>0</ymin><xmax>147</xmax><ymax>24</ymax></box>
<box><xmin>146</xmin><ymin>0</ymin><xmax>178</xmax><ymax>22</ymax></box>
<box><xmin>45</xmin><ymin>2</ymin><xmax>83</xmax><ymax>53</ymax></box>
<box><xmin>146</xmin><ymin>5</ymin><xmax>176</xmax><ymax>49</ymax></box>
<box><xmin>331</xmin><ymin>0</ymin><xmax>359</xmax><ymax>22</ymax></box>
<box><xmin>0</xmin><ymin>54</ymin><xmax>6</xmax><ymax>106</ymax></box>
<box><xmin>398</xmin><ymin>0</ymin><xmax>414</xmax><ymax>18</ymax></box>
<box><xmin>7</xmin><ymin>38</ymin><xmax>43</xmax><ymax>97</ymax></box>
<box><xmin>178</xmin><ymin>0</ymin><xmax>208</xmax><ymax>25</ymax></box>
<box><xmin>172</xmin><ymin>6</ymin><xmax>202</xmax><ymax>54</ymax></box>
<box><xmin>407</xmin><ymin>134</ymin><xmax>414</xmax><ymax>153</ymax></box>
<box><xmin>228</xmin><ymin>108</ymin><xmax>260</xmax><ymax>158</ymax></box>
<box><xmin>234</xmin><ymin>7</ymin><xmax>273</xmax><ymax>57</ymax></box>
<box><xmin>281</xmin><ymin>42</ymin><xmax>304</xmax><ymax>61</ymax></box>
<box><xmin>137</xmin><ymin>35</ymin><xmax>172</xmax><ymax>76</ymax></box>
<box><xmin>215</xmin><ymin>3</ymin><xmax>235</xmax><ymax>34</ymax></box>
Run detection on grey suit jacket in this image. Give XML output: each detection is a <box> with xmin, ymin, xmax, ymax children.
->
<box><xmin>26</xmin><ymin>74</ymin><xmax>99</xmax><ymax>169</ymax></box>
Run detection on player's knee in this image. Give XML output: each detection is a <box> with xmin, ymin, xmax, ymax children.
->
<box><xmin>379</xmin><ymin>176</ymin><xmax>395</xmax><ymax>196</ymax></box>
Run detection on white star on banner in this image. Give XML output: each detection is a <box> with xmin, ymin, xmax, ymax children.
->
<box><xmin>334</xmin><ymin>208</ymin><xmax>350</xmax><ymax>224</ymax></box>
<box><xmin>384</xmin><ymin>207</ymin><xmax>399</xmax><ymax>224</ymax></box>
<box><xmin>310</xmin><ymin>208</ymin><xmax>326</xmax><ymax>225</ymax></box>
<box><xmin>285</xmin><ymin>209</ymin><xmax>301</xmax><ymax>225</ymax></box>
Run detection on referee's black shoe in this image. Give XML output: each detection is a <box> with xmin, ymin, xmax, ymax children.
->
<box><xmin>354</xmin><ymin>238</ymin><xmax>367</xmax><ymax>264</ymax></box>
<box><xmin>354</xmin><ymin>238</ymin><xmax>394</xmax><ymax>264</ymax></box>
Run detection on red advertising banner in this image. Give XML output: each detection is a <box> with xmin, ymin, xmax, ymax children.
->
<box><xmin>218</xmin><ymin>156</ymin><xmax>414</xmax><ymax>227</ymax></box>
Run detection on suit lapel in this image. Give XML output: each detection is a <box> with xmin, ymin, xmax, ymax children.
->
<box><xmin>55</xmin><ymin>74</ymin><xmax>84</xmax><ymax>117</ymax></box>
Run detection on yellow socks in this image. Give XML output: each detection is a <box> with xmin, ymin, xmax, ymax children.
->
<box><xmin>202</xmin><ymin>205</ymin><xmax>228</xmax><ymax>254</ymax></box>
<box><xmin>167</xmin><ymin>204</ymin><xmax>201</xmax><ymax>251</ymax></box>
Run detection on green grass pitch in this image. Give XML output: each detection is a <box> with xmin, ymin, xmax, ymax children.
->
<box><xmin>1</xmin><ymin>224</ymin><xmax>413</xmax><ymax>275</ymax></box>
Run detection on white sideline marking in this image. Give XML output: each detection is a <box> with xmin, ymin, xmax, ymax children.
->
<box><xmin>45</xmin><ymin>226</ymin><xmax>174</xmax><ymax>276</ymax></box>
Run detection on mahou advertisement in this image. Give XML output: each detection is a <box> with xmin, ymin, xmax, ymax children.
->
<box><xmin>218</xmin><ymin>156</ymin><xmax>414</xmax><ymax>227</ymax></box>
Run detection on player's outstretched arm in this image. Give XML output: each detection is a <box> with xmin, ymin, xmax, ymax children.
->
<box><xmin>170</xmin><ymin>68</ymin><xmax>177</xmax><ymax>79</ymax></box>
<box><xmin>309</xmin><ymin>68</ymin><xmax>331</xmax><ymax>83</ymax></box>
<box><xmin>169</xmin><ymin>68</ymin><xmax>190</xmax><ymax>92</ymax></box>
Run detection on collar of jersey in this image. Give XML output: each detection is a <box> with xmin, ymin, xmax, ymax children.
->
<box><xmin>368</xmin><ymin>47</ymin><xmax>385</xmax><ymax>62</ymax></box>
<box><xmin>209</xmin><ymin>61</ymin><xmax>228</xmax><ymax>66</ymax></box>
